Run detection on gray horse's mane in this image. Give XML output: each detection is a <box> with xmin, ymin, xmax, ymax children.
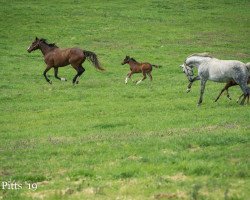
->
<box><xmin>188</xmin><ymin>53</ymin><xmax>214</xmax><ymax>58</ymax></box>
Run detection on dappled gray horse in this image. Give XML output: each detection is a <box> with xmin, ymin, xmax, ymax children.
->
<box><xmin>180</xmin><ymin>53</ymin><xmax>250</xmax><ymax>105</ymax></box>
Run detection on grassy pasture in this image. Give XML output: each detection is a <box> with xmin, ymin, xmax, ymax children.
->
<box><xmin>0</xmin><ymin>0</ymin><xmax>249</xmax><ymax>199</ymax></box>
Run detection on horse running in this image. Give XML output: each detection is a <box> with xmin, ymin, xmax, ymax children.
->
<box><xmin>185</xmin><ymin>63</ymin><xmax>250</xmax><ymax>103</ymax></box>
<box><xmin>27</xmin><ymin>37</ymin><xmax>104</xmax><ymax>84</ymax></box>
<box><xmin>121</xmin><ymin>56</ymin><xmax>161</xmax><ymax>84</ymax></box>
<box><xmin>180</xmin><ymin>53</ymin><xmax>249</xmax><ymax>105</ymax></box>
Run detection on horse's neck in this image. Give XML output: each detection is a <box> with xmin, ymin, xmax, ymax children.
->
<box><xmin>39</xmin><ymin>43</ymin><xmax>55</xmax><ymax>56</ymax></box>
<box><xmin>128</xmin><ymin>60</ymin><xmax>139</xmax><ymax>68</ymax></box>
<box><xmin>187</xmin><ymin>56</ymin><xmax>211</xmax><ymax>68</ymax></box>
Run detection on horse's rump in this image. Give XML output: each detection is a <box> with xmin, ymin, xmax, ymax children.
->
<box><xmin>246</xmin><ymin>62</ymin><xmax>250</xmax><ymax>73</ymax></box>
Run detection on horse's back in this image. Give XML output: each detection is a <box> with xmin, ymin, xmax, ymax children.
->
<box><xmin>206</xmin><ymin>59</ymin><xmax>247</xmax><ymax>82</ymax></box>
<box><xmin>46</xmin><ymin>48</ymin><xmax>84</xmax><ymax>67</ymax></box>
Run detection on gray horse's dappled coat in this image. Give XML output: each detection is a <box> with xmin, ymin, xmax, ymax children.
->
<box><xmin>180</xmin><ymin>53</ymin><xmax>249</xmax><ymax>105</ymax></box>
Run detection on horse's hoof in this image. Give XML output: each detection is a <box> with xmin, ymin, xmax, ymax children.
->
<box><xmin>61</xmin><ymin>77</ymin><xmax>67</xmax><ymax>81</ymax></box>
<box><xmin>48</xmin><ymin>80</ymin><xmax>52</xmax><ymax>84</ymax></box>
<box><xmin>76</xmin><ymin>80</ymin><xmax>79</xmax><ymax>84</ymax></box>
<box><xmin>186</xmin><ymin>88</ymin><xmax>191</xmax><ymax>93</ymax></box>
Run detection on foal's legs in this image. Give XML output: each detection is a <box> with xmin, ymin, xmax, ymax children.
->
<box><xmin>236</xmin><ymin>94</ymin><xmax>244</xmax><ymax>103</ymax></box>
<box><xmin>234</xmin><ymin>78</ymin><xmax>249</xmax><ymax>105</ymax></box>
<box><xmin>214</xmin><ymin>81</ymin><xmax>236</xmax><ymax>102</ymax></box>
<box><xmin>147</xmin><ymin>71</ymin><xmax>153</xmax><ymax>81</ymax></box>
<box><xmin>197</xmin><ymin>79</ymin><xmax>207</xmax><ymax>106</ymax></box>
<box><xmin>54</xmin><ymin>67</ymin><xmax>67</xmax><ymax>81</ymax></box>
<box><xmin>136</xmin><ymin>71</ymin><xmax>147</xmax><ymax>85</ymax></box>
<box><xmin>186</xmin><ymin>76</ymin><xmax>200</xmax><ymax>93</ymax></box>
<box><xmin>43</xmin><ymin>66</ymin><xmax>53</xmax><ymax>84</ymax></box>
<box><xmin>72</xmin><ymin>66</ymin><xmax>85</xmax><ymax>84</ymax></box>
<box><xmin>125</xmin><ymin>71</ymin><xmax>133</xmax><ymax>84</ymax></box>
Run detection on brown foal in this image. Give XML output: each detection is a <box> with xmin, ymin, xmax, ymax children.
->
<box><xmin>214</xmin><ymin>78</ymin><xmax>250</xmax><ymax>102</ymax></box>
<box><xmin>121</xmin><ymin>56</ymin><xmax>161</xmax><ymax>84</ymax></box>
<box><xmin>27</xmin><ymin>37</ymin><xmax>104</xmax><ymax>84</ymax></box>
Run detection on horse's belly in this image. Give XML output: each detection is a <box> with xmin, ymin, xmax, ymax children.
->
<box><xmin>209</xmin><ymin>75</ymin><xmax>231</xmax><ymax>83</ymax></box>
<box><xmin>53</xmin><ymin>58</ymin><xmax>70</xmax><ymax>67</ymax></box>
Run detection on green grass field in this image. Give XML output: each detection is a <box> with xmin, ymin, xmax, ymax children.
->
<box><xmin>0</xmin><ymin>0</ymin><xmax>249</xmax><ymax>199</ymax></box>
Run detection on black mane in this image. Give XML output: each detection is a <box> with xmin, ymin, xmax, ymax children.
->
<box><xmin>130</xmin><ymin>57</ymin><xmax>137</xmax><ymax>62</ymax></box>
<box><xmin>40</xmin><ymin>38</ymin><xmax>58</xmax><ymax>48</ymax></box>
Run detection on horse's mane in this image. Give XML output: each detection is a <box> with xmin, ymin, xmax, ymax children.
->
<box><xmin>188</xmin><ymin>53</ymin><xmax>214</xmax><ymax>58</ymax></box>
<box><xmin>130</xmin><ymin>58</ymin><xmax>138</xmax><ymax>62</ymax></box>
<box><xmin>40</xmin><ymin>38</ymin><xmax>58</xmax><ymax>48</ymax></box>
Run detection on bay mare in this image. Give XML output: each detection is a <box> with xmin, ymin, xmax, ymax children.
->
<box><xmin>27</xmin><ymin>37</ymin><xmax>104</xmax><ymax>84</ymax></box>
<box><xmin>180</xmin><ymin>53</ymin><xmax>250</xmax><ymax>105</ymax></box>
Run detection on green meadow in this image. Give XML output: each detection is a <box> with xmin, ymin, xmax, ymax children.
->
<box><xmin>0</xmin><ymin>0</ymin><xmax>249</xmax><ymax>199</ymax></box>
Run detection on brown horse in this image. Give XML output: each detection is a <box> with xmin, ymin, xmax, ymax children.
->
<box><xmin>121</xmin><ymin>56</ymin><xmax>161</xmax><ymax>84</ymax></box>
<box><xmin>214</xmin><ymin>78</ymin><xmax>250</xmax><ymax>102</ymax></box>
<box><xmin>27</xmin><ymin>37</ymin><xmax>104</xmax><ymax>84</ymax></box>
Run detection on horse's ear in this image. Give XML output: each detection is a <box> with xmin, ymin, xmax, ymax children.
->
<box><xmin>35</xmin><ymin>37</ymin><xmax>38</xmax><ymax>40</ymax></box>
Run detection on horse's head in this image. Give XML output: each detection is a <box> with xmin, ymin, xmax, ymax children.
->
<box><xmin>121</xmin><ymin>55</ymin><xmax>130</xmax><ymax>65</ymax></box>
<box><xmin>27</xmin><ymin>37</ymin><xmax>43</xmax><ymax>53</ymax></box>
<box><xmin>180</xmin><ymin>63</ymin><xmax>194</xmax><ymax>82</ymax></box>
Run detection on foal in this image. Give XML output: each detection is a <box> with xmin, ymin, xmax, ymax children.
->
<box><xmin>27</xmin><ymin>37</ymin><xmax>104</xmax><ymax>84</ymax></box>
<box><xmin>214</xmin><ymin>78</ymin><xmax>250</xmax><ymax>102</ymax></box>
<box><xmin>121</xmin><ymin>56</ymin><xmax>161</xmax><ymax>84</ymax></box>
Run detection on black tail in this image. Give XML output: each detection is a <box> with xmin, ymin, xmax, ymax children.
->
<box><xmin>83</xmin><ymin>50</ymin><xmax>104</xmax><ymax>71</ymax></box>
<box><xmin>152</xmin><ymin>64</ymin><xmax>162</xmax><ymax>68</ymax></box>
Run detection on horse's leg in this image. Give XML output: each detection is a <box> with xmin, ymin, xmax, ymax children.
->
<box><xmin>187</xmin><ymin>76</ymin><xmax>200</xmax><ymax>93</ymax></box>
<box><xmin>136</xmin><ymin>71</ymin><xmax>147</xmax><ymax>85</ymax></box>
<box><xmin>43</xmin><ymin>66</ymin><xmax>53</xmax><ymax>84</ymax></box>
<box><xmin>232</xmin><ymin>75</ymin><xmax>250</xmax><ymax>105</ymax></box>
<box><xmin>197</xmin><ymin>79</ymin><xmax>207</xmax><ymax>106</ymax></box>
<box><xmin>147</xmin><ymin>71</ymin><xmax>153</xmax><ymax>81</ymax></box>
<box><xmin>54</xmin><ymin>67</ymin><xmax>67</xmax><ymax>81</ymax></box>
<box><xmin>125</xmin><ymin>71</ymin><xmax>133</xmax><ymax>84</ymax></box>
<box><xmin>72</xmin><ymin>66</ymin><xmax>85</xmax><ymax>85</ymax></box>
<box><xmin>236</xmin><ymin>93</ymin><xmax>244</xmax><ymax>103</ymax></box>
<box><xmin>214</xmin><ymin>82</ymin><xmax>233</xmax><ymax>102</ymax></box>
<box><xmin>75</xmin><ymin>66</ymin><xmax>85</xmax><ymax>84</ymax></box>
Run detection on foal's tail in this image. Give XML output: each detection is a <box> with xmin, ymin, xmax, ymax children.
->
<box><xmin>152</xmin><ymin>64</ymin><xmax>162</xmax><ymax>68</ymax></box>
<box><xmin>83</xmin><ymin>50</ymin><xmax>104</xmax><ymax>71</ymax></box>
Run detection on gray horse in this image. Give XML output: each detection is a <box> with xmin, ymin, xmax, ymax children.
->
<box><xmin>180</xmin><ymin>53</ymin><xmax>250</xmax><ymax>105</ymax></box>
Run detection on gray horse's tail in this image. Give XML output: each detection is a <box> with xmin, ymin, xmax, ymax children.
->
<box><xmin>83</xmin><ymin>50</ymin><xmax>104</xmax><ymax>71</ymax></box>
<box><xmin>246</xmin><ymin>62</ymin><xmax>250</xmax><ymax>72</ymax></box>
<box><xmin>246</xmin><ymin>62</ymin><xmax>250</xmax><ymax>77</ymax></box>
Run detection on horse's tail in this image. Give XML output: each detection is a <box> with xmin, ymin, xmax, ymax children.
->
<box><xmin>246</xmin><ymin>62</ymin><xmax>250</xmax><ymax>78</ymax></box>
<box><xmin>246</xmin><ymin>62</ymin><xmax>250</xmax><ymax>73</ymax></box>
<box><xmin>83</xmin><ymin>50</ymin><xmax>104</xmax><ymax>71</ymax></box>
<box><xmin>152</xmin><ymin>64</ymin><xmax>162</xmax><ymax>68</ymax></box>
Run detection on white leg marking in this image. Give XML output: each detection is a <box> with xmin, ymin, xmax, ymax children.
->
<box><xmin>61</xmin><ymin>77</ymin><xmax>66</xmax><ymax>81</ymax></box>
<box><xmin>125</xmin><ymin>77</ymin><xmax>129</xmax><ymax>84</ymax></box>
<box><xmin>136</xmin><ymin>80</ymin><xmax>142</xmax><ymax>85</ymax></box>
